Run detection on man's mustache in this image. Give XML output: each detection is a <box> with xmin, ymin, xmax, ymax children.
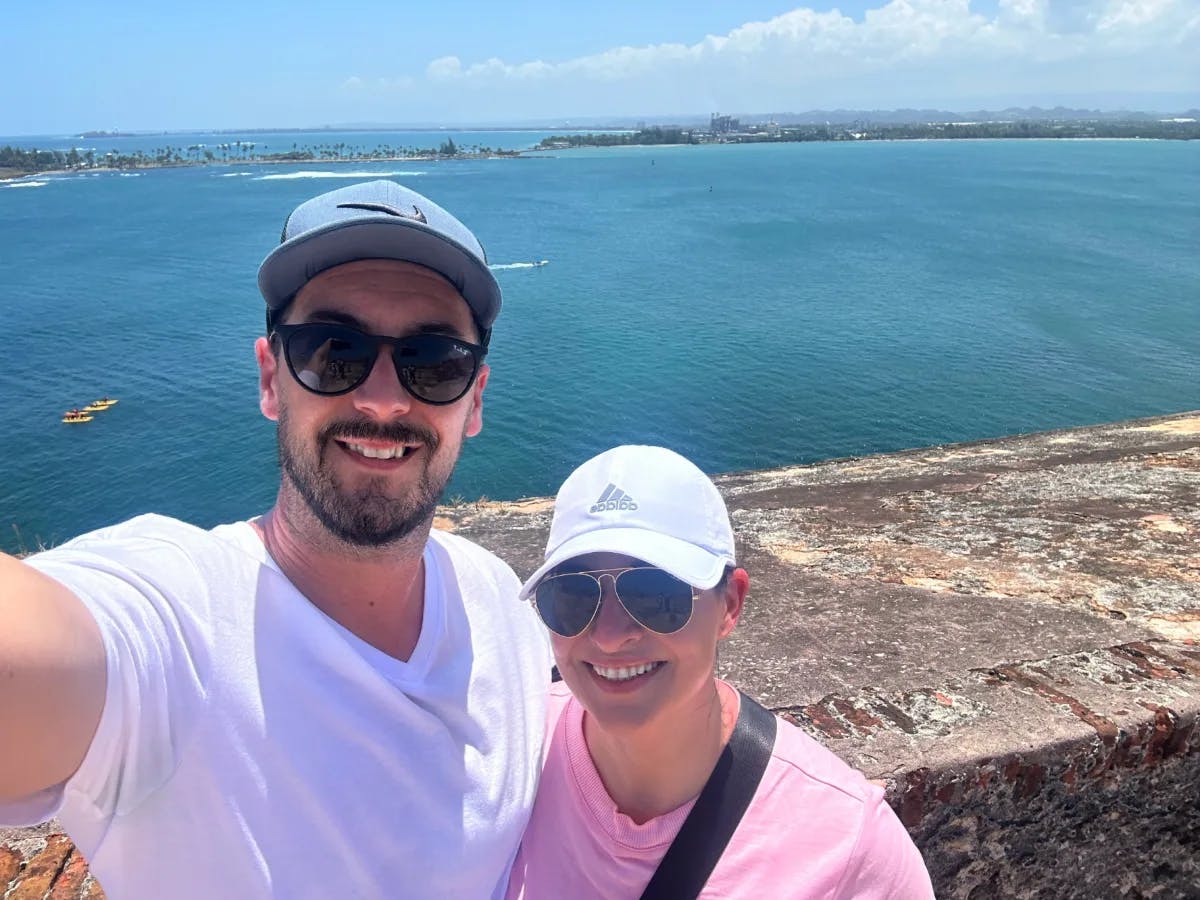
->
<box><xmin>320</xmin><ymin>419</ymin><xmax>440</xmax><ymax>450</ymax></box>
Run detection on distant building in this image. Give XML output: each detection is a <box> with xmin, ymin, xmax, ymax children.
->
<box><xmin>710</xmin><ymin>113</ymin><xmax>740</xmax><ymax>134</ymax></box>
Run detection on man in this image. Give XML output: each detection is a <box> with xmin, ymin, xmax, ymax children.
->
<box><xmin>0</xmin><ymin>181</ymin><xmax>551</xmax><ymax>898</ymax></box>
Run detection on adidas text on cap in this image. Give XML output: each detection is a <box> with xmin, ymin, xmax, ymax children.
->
<box><xmin>258</xmin><ymin>180</ymin><xmax>501</xmax><ymax>335</ymax></box>
<box><xmin>518</xmin><ymin>446</ymin><xmax>736</xmax><ymax>600</ymax></box>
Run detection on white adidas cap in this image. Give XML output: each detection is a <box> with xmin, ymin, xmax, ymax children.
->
<box><xmin>518</xmin><ymin>445</ymin><xmax>736</xmax><ymax>600</ymax></box>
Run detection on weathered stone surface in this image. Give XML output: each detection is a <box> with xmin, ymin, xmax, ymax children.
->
<box><xmin>4</xmin><ymin>410</ymin><xmax>1199</xmax><ymax>897</ymax></box>
<box><xmin>798</xmin><ymin>642</ymin><xmax>1200</xmax><ymax>897</ymax></box>
<box><xmin>0</xmin><ymin>845</ymin><xmax>21</xmax><ymax>887</ymax></box>
<box><xmin>47</xmin><ymin>845</ymin><xmax>92</xmax><ymax>899</ymax></box>
<box><xmin>8</xmin><ymin>833</ymin><xmax>73</xmax><ymax>899</ymax></box>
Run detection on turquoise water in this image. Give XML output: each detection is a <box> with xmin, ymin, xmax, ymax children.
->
<box><xmin>2</xmin><ymin>136</ymin><xmax>1197</xmax><ymax>552</ymax></box>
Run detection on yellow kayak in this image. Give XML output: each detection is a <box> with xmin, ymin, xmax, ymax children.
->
<box><xmin>84</xmin><ymin>398</ymin><xmax>119</xmax><ymax>412</ymax></box>
<box><xmin>63</xmin><ymin>414</ymin><xmax>94</xmax><ymax>424</ymax></box>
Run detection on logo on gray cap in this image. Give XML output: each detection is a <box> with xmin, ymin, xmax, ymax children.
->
<box><xmin>337</xmin><ymin>201</ymin><xmax>428</xmax><ymax>224</ymax></box>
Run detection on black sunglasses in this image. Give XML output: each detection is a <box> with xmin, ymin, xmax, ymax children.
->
<box><xmin>272</xmin><ymin>322</ymin><xmax>485</xmax><ymax>405</ymax></box>
<box><xmin>532</xmin><ymin>566</ymin><xmax>699</xmax><ymax>637</ymax></box>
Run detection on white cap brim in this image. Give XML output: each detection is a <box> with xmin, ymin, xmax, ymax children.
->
<box><xmin>518</xmin><ymin>526</ymin><xmax>733</xmax><ymax>600</ymax></box>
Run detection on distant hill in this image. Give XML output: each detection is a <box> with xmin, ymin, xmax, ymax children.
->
<box><xmin>566</xmin><ymin>107</ymin><xmax>1200</xmax><ymax>129</ymax></box>
<box><xmin>759</xmin><ymin>107</ymin><xmax>1200</xmax><ymax>126</ymax></box>
<box><xmin>330</xmin><ymin>107</ymin><xmax>1200</xmax><ymax>134</ymax></box>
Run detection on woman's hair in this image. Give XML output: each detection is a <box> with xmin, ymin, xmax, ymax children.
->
<box><xmin>713</xmin><ymin>565</ymin><xmax>736</xmax><ymax>591</ymax></box>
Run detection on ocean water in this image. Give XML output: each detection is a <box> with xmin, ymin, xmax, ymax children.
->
<box><xmin>1</xmin><ymin>136</ymin><xmax>1197</xmax><ymax>552</ymax></box>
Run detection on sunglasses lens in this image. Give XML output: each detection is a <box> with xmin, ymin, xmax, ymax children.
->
<box><xmin>615</xmin><ymin>568</ymin><xmax>694</xmax><ymax>634</ymax></box>
<box><xmin>394</xmin><ymin>336</ymin><xmax>479</xmax><ymax>404</ymax></box>
<box><xmin>285</xmin><ymin>325</ymin><xmax>373</xmax><ymax>394</ymax></box>
<box><xmin>534</xmin><ymin>574</ymin><xmax>602</xmax><ymax>637</ymax></box>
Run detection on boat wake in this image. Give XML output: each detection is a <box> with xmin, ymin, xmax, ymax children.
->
<box><xmin>256</xmin><ymin>170</ymin><xmax>428</xmax><ymax>181</ymax></box>
<box><xmin>490</xmin><ymin>260</ymin><xmax>549</xmax><ymax>270</ymax></box>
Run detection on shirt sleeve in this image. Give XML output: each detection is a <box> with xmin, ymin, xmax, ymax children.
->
<box><xmin>836</xmin><ymin>792</ymin><xmax>936</xmax><ymax>900</ymax></box>
<box><xmin>3</xmin><ymin>529</ymin><xmax>212</xmax><ymax>831</ymax></box>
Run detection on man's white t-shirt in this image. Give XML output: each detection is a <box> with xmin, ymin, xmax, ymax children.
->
<box><xmin>6</xmin><ymin>514</ymin><xmax>551</xmax><ymax>899</ymax></box>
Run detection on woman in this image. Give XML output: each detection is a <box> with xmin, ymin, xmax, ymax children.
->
<box><xmin>507</xmin><ymin>445</ymin><xmax>934</xmax><ymax>899</ymax></box>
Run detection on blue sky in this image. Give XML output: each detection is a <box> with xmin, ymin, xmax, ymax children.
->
<box><xmin>2</xmin><ymin>0</ymin><xmax>1195</xmax><ymax>135</ymax></box>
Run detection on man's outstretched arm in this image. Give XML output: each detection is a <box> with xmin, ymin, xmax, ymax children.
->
<box><xmin>0</xmin><ymin>552</ymin><xmax>106</xmax><ymax>804</ymax></box>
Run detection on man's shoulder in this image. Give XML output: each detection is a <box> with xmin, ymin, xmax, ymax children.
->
<box><xmin>29</xmin><ymin>514</ymin><xmax>261</xmax><ymax>584</ymax></box>
<box><xmin>427</xmin><ymin>527</ymin><xmax>518</xmax><ymax>583</ymax></box>
<box><xmin>45</xmin><ymin>514</ymin><xmax>244</xmax><ymax>552</ymax></box>
<box><xmin>427</xmin><ymin>528</ymin><xmax>549</xmax><ymax>662</ymax></box>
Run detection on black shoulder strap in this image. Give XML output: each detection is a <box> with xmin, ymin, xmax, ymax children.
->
<box><xmin>639</xmin><ymin>691</ymin><xmax>778</xmax><ymax>900</ymax></box>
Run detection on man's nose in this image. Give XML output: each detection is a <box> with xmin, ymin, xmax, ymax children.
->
<box><xmin>351</xmin><ymin>347</ymin><xmax>414</xmax><ymax>418</ymax></box>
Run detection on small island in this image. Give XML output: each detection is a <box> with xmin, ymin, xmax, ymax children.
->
<box><xmin>78</xmin><ymin>130</ymin><xmax>144</xmax><ymax>139</ymax></box>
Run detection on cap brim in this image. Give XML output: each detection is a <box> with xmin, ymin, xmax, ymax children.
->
<box><xmin>258</xmin><ymin>217</ymin><xmax>502</xmax><ymax>328</ymax></box>
<box><xmin>518</xmin><ymin>526</ymin><xmax>733</xmax><ymax>600</ymax></box>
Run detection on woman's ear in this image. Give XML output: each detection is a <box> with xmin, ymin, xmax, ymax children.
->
<box><xmin>717</xmin><ymin>568</ymin><xmax>749</xmax><ymax>640</ymax></box>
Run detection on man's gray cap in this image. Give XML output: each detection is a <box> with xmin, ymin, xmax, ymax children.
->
<box><xmin>258</xmin><ymin>180</ymin><xmax>501</xmax><ymax>330</ymax></box>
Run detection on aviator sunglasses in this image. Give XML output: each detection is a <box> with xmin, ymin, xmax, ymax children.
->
<box><xmin>532</xmin><ymin>566</ymin><xmax>700</xmax><ymax>638</ymax></box>
<box><xmin>272</xmin><ymin>322</ymin><xmax>485</xmax><ymax>405</ymax></box>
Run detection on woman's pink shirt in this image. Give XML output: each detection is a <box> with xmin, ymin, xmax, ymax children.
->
<box><xmin>507</xmin><ymin>682</ymin><xmax>935</xmax><ymax>899</ymax></box>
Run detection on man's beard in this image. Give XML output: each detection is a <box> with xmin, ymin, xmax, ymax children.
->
<box><xmin>277</xmin><ymin>408</ymin><xmax>455</xmax><ymax>548</ymax></box>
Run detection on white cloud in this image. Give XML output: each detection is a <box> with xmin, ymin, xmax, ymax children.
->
<box><xmin>426</xmin><ymin>56</ymin><xmax>463</xmax><ymax>80</ymax></box>
<box><xmin>354</xmin><ymin>0</ymin><xmax>1199</xmax><ymax>117</ymax></box>
<box><xmin>340</xmin><ymin>74</ymin><xmax>415</xmax><ymax>93</ymax></box>
<box><xmin>1098</xmin><ymin>0</ymin><xmax>1190</xmax><ymax>31</ymax></box>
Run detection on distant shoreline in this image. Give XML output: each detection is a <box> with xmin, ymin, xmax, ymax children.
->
<box><xmin>531</xmin><ymin>118</ymin><xmax>1199</xmax><ymax>151</ymax></box>
<box><xmin>0</xmin><ymin>151</ymin><xmax>525</xmax><ymax>182</ymax></box>
<box><xmin>3</xmin><ymin>132</ymin><xmax>1195</xmax><ymax>182</ymax></box>
<box><xmin>529</xmin><ymin>135</ymin><xmax>1189</xmax><ymax>150</ymax></box>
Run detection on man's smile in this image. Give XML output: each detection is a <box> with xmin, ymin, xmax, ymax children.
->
<box><xmin>338</xmin><ymin>439</ymin><xmax>421</xmax><ymax>461</ymax></box>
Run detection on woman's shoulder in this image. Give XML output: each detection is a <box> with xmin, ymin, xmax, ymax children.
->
<box><xmin>766</xmin><ymin>712</ymin><xmax>881</xmax><ymax>806</ymax></box>
<box><xmin>713</xmin><ymin>708</ymin><xmax>932</xmax><ymax>898</ymax></box>
<box><xmin>721</xmin><ymin>683</ymin><xmax>878</xmax><ymax>809</ymax></box>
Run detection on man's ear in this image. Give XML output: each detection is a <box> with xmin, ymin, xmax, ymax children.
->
<box><xmin>255</xmin><ymin>336</ymin><xmax>280</xmax><ymax>421</ymax></box>
<box><xmin>464</xmin><ymin>364</ymin><xmax>489</xmax><ymax>438</ymax></box>
<box><xmin>717</xmin><ymin>568</ymin><xmax>749</xmax><ymax>640</ymax></box>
